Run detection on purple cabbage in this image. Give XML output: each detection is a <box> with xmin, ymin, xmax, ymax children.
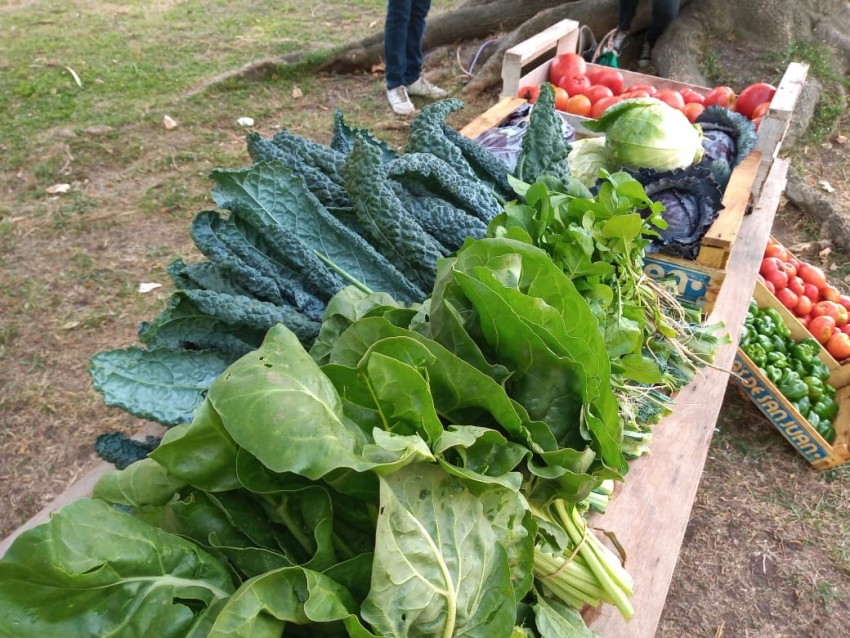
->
<box><xmin>696</xmin><ymin>105</ymin><xmax>757</xmax><ymax>190</ymax></box>
<box><xmin>630</xmin><ymin>165</ymin><xmax>725</xmax><ymax>260</ymax></box>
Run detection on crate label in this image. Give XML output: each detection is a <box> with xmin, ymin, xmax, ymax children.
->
<box><xmin>733</xmin><ymin>355</ymin><xmax>830</xmax><ymax>463</ymax></box>
<box><xmin>643</xmin><ymin>257</ymin><xmax>711</xmax><ymax>306</ymax></box>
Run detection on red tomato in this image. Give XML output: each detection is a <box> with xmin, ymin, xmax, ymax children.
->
<box><xmin>559</xmin><ymin>74</ymin><xmax>591</xmax><ymax>97</ymax></box>
<box><xmin>553</xmin><ymin>86</ymin><xmax>570</xmax><ymax>111</ymax></box>
<box><xmin>620</xmin><ymin>90</ymin><xmax>650</xmax><ymax>99</ymax></box>
<box><xmin>794</xmin><ymin>294</ymin><xmax>813</xmax><ymax>317</ymax></box>
<box><xmin>838</xmin><ymin>295</ymin><xmax>850</xmax><ymax>313</ymax></box>
<box><xmin>680</xmin><ymin>88</ymin><xmax>705</xmax><ymax>105</ymax></box>
<box><xmin>764</xmin><ymin>243</ymin><xmax>789</xmax><ymax>261</ymax></box>
<box><xmin>735</xmin><ymin>82</ymin><xmax>776</xmax><ymax>118</ymax></box>
<box><xmin>809</xmin><ymin>315</ymin><xmax>837</xmax><ymax>344</ymax></box>
<box><xmin>799</xmin><ymin>313</ymin><xmax>812</xmax><ymax>326</ymax></box>
<box><xmin>819</xmin><ymin>301</ymin><xmax>850</xmax><ymax>326</ymax></box>
<box><xmin>788</xmin><ymin>276</ymin><xmax>805</xmax><ymax>297</ymax></box>
<box><xmin>549</xmin><ymin>53</ymin><xmax>587</xmax><ymax>86</ymax></box>
<box><xmin>766</xmin><ymin>269</ymin><xmax>789</xmax><ymax>291</ymax></box>
<box><xmin>798</xmin><ymin>263</ymin><xmax>827</xmax><ymax>290</ymax></box>
<box><xmin>750</xmin><ymin>101</ymin><xmax>771</xmax><ymax>120</ymax></box>
<box><xmin>704</xmin><ymin>86</ymin><xmax>737</xmax><ymax>109</ymax></box>
<box><xmin>841</xmin><ymin>324</ymin><xmax>850</xmax><ymax>337</ymax></box>
<box><xmin>776</xmin><ymin>288</ymin><xmax>798</xmax><ymax>310</ymax></box>
<box><xmin>763</xmin><ymin>279</ymin><xmax>776</xmax><ymax>295</ymax></box>
<box><xmin>826</xmin><ymin>332</ymin><xmax>850</xmax><ymax>361</ymax></box>
<box><xmin>803</xmin><ymin>283</ymin><xmax>821</xmax><ymax>303</ymax></box>
<box><xmin>781</xmin><ymin>261</ymin><xmax>797</xmax><ymax>279</ymax></box>
<box><xmin>760</xmin><ymin>257</ymin><xmax>784</xmax><ymax>277</ymax></box>
<box><xmin>584</xmin><ymin>84</ymin><xmax>614</xmax><ymax>104</ymax></box>
<box><xmin>627</xmin><ymin>84</ymin><xmax>657</xmax><ymax>95</ymax></box>
<box><xmin>821</xmin><ymin>285</ymin><xmax>841</xmax><ymax>303</ymax></box>
<box><xmin>564</xmin><ymin>94</ymin><xmax>592</xmax><ymax>117</ymax></box>
<box><xmin>590</xmin><ymin>95</ymin><xmax>621</xmax><ymax>119</ymax></box>
<box><xmin>518</xmin><ymin>85</ymin><xmax>540</xmax><ymax>103</ymax></box>
<box><xmin>587</xmin><ymin>67</ymin><xmax>624</xmax><ymax>95</ymax></box>
<box><xmin>654</xmin><ymin>89</ymin><xmax>686</xmax><ymax>110</ymax></box>
<box><xmin>682</xmin><ymin>103</ymin><xmax>705</xmax><ymax>123</ymax></box>
<box><xmin>788</xmin><ymin>256</ymin><xmax>802</xmax><ymax>271</ymax></box>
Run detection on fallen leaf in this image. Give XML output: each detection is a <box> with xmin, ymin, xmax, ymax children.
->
<box><xmin>46</xmin><ymin>183</ymin><xmax>71</xmax><ymax>195</ymax></box>
<box><xmin>237</xmin><ymin>116</ymin><xmax>255</xmax><ymax>127</ymax></box>
<box><xmin>163</xmin><ymin>115</ymin><xmax>178</xmax><ymax>130</ymax></box>
<box><xmin>292</xmin><ymin>85</ymin><xmax>303</xmax><ymax>99</ymax></box>
<box><xmin>835</xmin><ymin>135</ymin><xmax>847</xmax><ymax>144</ymax></box>
<box><xmin>61</xmin><ymin>321</ymin><xmax>80</xmax><ymax>330</ymax></box>
<box><xmin>138</xmin><ymin>282</ymin><xmax>162</xmax><ymax>294</ymax></box>
<box><xmin>819</xmin><ymin>246</ymin><xmax>832</xmax><ymax>259</ymax></box>
<box><xmin>818</xmin><ymin>180</ymin><xmax>835</xmax><ymax>193</ymax></box>
<box><xmin>65</xmin><ymin>66</ymin><xmax>82</xmax><ymax>88</ymax></box>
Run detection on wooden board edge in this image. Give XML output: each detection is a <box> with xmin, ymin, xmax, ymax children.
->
<box><xmin>698</xmin><ymin>151</ymin><xmax>762</xmax><ymax>251</ymax></box>
<box><xmin>458</xmin><ymin>96</ymin><xmax>526</xmax><ymax>139</ymax></box>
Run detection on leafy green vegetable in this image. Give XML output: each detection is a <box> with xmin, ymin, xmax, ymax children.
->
<box><xmin>515</xmin><ymin>83</ymin><xmax>570</xmax><ymax>184</ymax></box>
<box><xmin>0</xmin><ymin>499</ymin><xmax>234</xmax><ymax>638</ymax></box>
<box><xmin>586</xmin><ymin>98</ymin><xmax>704</xmax><ymax>171</ymax></box>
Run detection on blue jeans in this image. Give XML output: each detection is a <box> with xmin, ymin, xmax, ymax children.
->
<box><xmin>385</xmin><ymin>0</ymin><xmax>432</xmax><ymax>90</ymax></box>
<box><xmin>618</xmin><ymin>0</ymin><xmax>680</xmax><ymax>47</ymax></box>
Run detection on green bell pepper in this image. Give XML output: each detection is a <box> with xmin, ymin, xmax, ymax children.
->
<box><xmin>823</xmin><ymin>383</ymin><xmax>837</xmax><ymax>398</ymax></box>
<box><xmin>790</xmin><ymin>341</ymin><xmax>818</xmax><ymax>364</ymax></box>
<box><xmin>791</xmin><ymin>358</ymin><xmax>809</xmax><ymax>377</ymax></box>
<box><xmin>754</xmin><ymin>316</ymin><xmax>776</xmax><ymax>337</ymax></box>
<box><xmin>817</xmin><ymin>422</ymin><xmax>836</xmax><ymax>444</ymax></box>
<box><xmin>794</xmin><ymin>396</ymin><xmax>812</xmax><ymax>416</ymax></box>
<box><xmin>764</xmin><ymin>365</ymin><xmax>783</xmax><ymax>384</ymax></box>
<box><xmin>807</xmin><ymin>412</ymin><xmax>822</xmax><ymax>429</ymax></box>
<box><xmin>739</xmin><ymin>325</ymin><xmax>752</xmax><ymax>347</ymax></box>
<box><xmin>742</xmin><ymin>343</ymin><xmax>768</xmax><ymax>368</ymax></box>
<box><xmin>763</xmin><ymin>308</ymin><xmax>791</xmax><ymax>338</ymax></box>
<box><xmin>777</xmin><ymin>369</ymin><xmax>809</xmax><ymax>401</ymax></box>
<box><xmin>749</xmin><ymin>301</ymin><xmax>759</xmax><ymax>316</ymax></box>
<box><xmin>756</xmin><ymin>333</ymin><xmax>774</xmax><ymax>352</ymax></box>
<box><xmin>809</xmin><ymin>360</ymin><xmax>831</xmax><ymax>382</ymax></box>
<box><xmin>770</xmin><ymin>334</ymin><xmax>787</xmax><ymax>354</ymax></box>
<box><xmin>766</xmin><ymin>351</ymin><xmax>788</xmax><ymax>368</ymax></box>
<box><xmin>803</xmin><ymin>376</ymin><xmax>825</xmax><ymax>401</ymax></box>
<box><xmin>812</xmin><ymin>397</ymin><xmax>838</xmax><ymax>422</ymax></box>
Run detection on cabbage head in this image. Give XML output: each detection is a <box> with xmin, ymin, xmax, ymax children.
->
<box><xmin>566</xmin><ymin>136</ymin><xmax>608</xmax><ymax>187</ymax></box>
<box><xmin>585</xmin><ymin>98</ymin><xmax>703</xmax><ymax>172</ymax></box>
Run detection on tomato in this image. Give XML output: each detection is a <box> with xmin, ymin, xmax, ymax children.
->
<box><xmin>798</xmin><ymin>263</ymin><xmax>827</xmax><ymax>290</ymax></box>
<box><xmin>704</xmin><ymin>86</ymin><xmax>736</xmax><ymax>109</ymax></box>
<box><xmin>776</xmin><ymin>288</ymin><xmax>798</xmax><ymax>310</ymax></box>
<box><xmin>794</xmin><ymin>294</ymin><xmax>813</xmax><ymax>317</ymax></box>
<box><xmin>518</xmin><ymin>85</ymin><xmax>540</xmax><ymax>103</ymax></box>
<box><xmin>760</xmin><ymin>257</ymin><xmax>784</xmax><ymax>277</ymax></box>
<box><xmin>735</xmin><ymin>82</ymin><xmax>776</xmax><ymax>118</ymax></box>
<box><xmin>620</xmin><ymin>90</ymin><xmax>650</xmax><ymax>99</ymax></box>
<box><xmin>549</xmin><ymin>53</ymin><xmax>587</xmax><ymax>86</ymax></box>
<box><xmin>808</xmin><ymin>315</ymin><xmax>837</xmax><ymax>344</ymax></box>
<box><xmin>765</xmin><ymin>269</ymin><xmax>789</xmax><ymax>291</ymax></box>
<box><xmin>587</xmin><ymin>67</ymin><xmax>624</xmax><ymax>95</ymax></box>
<box><xmin>839</xmin><ymin>294</ymin><xmax>850</xmax><ymax>313</ymax></box>
<box><xmin>781</xmin><ymin>261</ymin><xmax>797</xmax><ymax>279</ymax></box>
<box><xmin>788</xmin><ymin>276</ymin><xmax>805</xmax><ymax>297</ymax></box>
<box><xmin>821</xmin><ymin>285</ymin><xmax>841</xmax><ymax>303</ymax></box>
<box><xmin>682</xmin><ymin>103</ymin><xmax>705</xmax><ymax>123</ymax></box>
<box><xmin>798</xmin><ymin>313</ymin><xmax>812</xmax><ymax>327</ymax></box>
<box><xmin>590</xmin><ymin>95</ymin><xmax>621</xmax><ymax>119</ymax></box>
<box><xmin>680</xmin><ymin>88</ymin><xmax>705</xmax><ymax>105</ymax></box>
<box><xmin>564</xmin><ymin>94</ymin><xmax>592</xmax><ymax>117</ymax></box>
<box><xmin>763</xmin><ymin>279</ymin><xmax>776</xmax><ymax>295</ymax></box>
<box><xmin>788</xmin><ymin>256</ymin><xmax>802</xmax><ymax>271</ymax></box>
<box><xmin>750</xmin><ymin>101</ymin><xmax>771</xmax><ymax>120</ymax></box>
<box><xmin>584</xmin><ymin>84</ymin><xmax>614</xmax><ymax>104</ymax></box>
<box><xmin>559</xmin><ymin>74</ymin><xmax>591</xmax><ymax>97</ymax></box>
<box><xmin>826</xmin><ymin>332</ymin><xmax>850</xmax><ymax>361</ymax></box>
<box><xmin>654</xmin><ymin>89</ymin><xmax>686</xmax><ymax>110</ymax></box>
<box><xmin>764</xmin><ymin>243</ymin><xmax>789</xmax><ymax>261</ymax></box>
<box><xmin>627</xmin><ymin>84</ymin><xmax>657</xmax><ymax>95</ymax></box>
<box><xmin>553</xmin><ymin>86</ymin><xmax>570</xmax><ymax>111</ymax></box>
<box><xmin>812</xmin><ymin>300</ymin><xmax>848</xmax><ymax>325</ymax></box>
<box><xmin>803</xmin><ymin>283</ymin><xmax>821</xmax><ymax>303</ymax></box>
<box><xmin>841</xmin><ymin>324</ymin><xmax>850</xmax><ymax>337</ymax></box>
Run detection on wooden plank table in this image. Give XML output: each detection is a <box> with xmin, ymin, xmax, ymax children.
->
<box><xmin>584</xmin><ymin>157</ymin><xmax>790</xmax><ymax>636</ymax></box>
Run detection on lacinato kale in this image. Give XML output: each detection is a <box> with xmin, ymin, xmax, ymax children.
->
<box><xmin>95</xmin><ymin>432</ymin><xmax>162</xmax><ymax>470</ymax></box>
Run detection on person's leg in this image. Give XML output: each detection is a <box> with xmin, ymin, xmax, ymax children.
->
<box><xmin>402</xmin><ymin>0</ymin><xmax>431</xmax><ymax>86</ymax></box>
<box><xmin>646</xmin><ymin>0</ymin><xmax>680</xmax><ymax>47</ymax></box>
<box><xmin>385</xmin><ymin>0</ymin><xmax>414</xmax><ymax>90</ymax></box>
<box><xmin>618</xmin><ymin>0</ymin><xmax>641</xmax><ymax>32</ymax></box>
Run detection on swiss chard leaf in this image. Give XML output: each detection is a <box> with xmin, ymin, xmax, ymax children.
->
<box><xmin>360</xmin><ymin>463</ymin><xmax>516</xmax><ymax>638</ymax></box>
<box><xmin>0</xmin><ymin>499</ymin><xmax>233</xmax><ymax>638</ymax></box>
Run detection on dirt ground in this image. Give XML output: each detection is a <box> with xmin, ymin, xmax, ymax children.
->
<box><xmin>1</xmin><ymin>27</ymin><xmax>849</xmax><ymax>637</ymax></box>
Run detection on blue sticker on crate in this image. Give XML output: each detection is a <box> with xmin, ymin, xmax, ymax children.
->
<box><xmin>733</xmin><ymin>354</ymin><xmax>830</xmax><ymax>463</ymax></box>
<box><xmin>643</xmin><ymin>257</ymin><xmax>712</xmax><ymax>306</ymax></box>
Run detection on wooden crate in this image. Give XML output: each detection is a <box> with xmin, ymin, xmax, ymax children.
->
<box><xmin>753</xmin><ymin>278</ymin><xmax>850</xmax><ymax>384</ymax></box>
<box><xmin>734</xmin><ymin>348</ymin><xmax>850</xmax><ymax>471</ymax></box>
<box><xmin>498</xmin><ymin>18</ymin><xmax>806</xmax><ymax>266</ymax></box>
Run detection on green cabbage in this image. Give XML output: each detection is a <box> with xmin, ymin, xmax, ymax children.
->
<box><xmin>566</xmin><ymin>136</ymin><xmax>608</xmax><ymax>187</ymax></box>
<box><xmin>586</xmin><ymin>98</ymin><xmax>703</xmax><ymax>172</ymax></box>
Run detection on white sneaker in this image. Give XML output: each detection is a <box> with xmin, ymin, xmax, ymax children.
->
<box><xmin>406</xmin><ymin>77</ymin><xmax>447</xmax><ymax>99</ymax></box>
<box><xmin>387</xmin><ymin>86</ymin><xmax>415</xmax><ymax>115</ymax></box>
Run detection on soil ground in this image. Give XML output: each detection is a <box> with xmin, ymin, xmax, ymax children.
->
<box><xmin>1</xmin><ymin>4</ymin><xmax>849</xmax><ymax>635</ymax></box>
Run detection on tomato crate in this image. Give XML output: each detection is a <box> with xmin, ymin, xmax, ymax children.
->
<box><xmin>497</xmin><ymin>18</ymin><xmax>807</xmax><ymax>270</ymax></box>
<box><xmin>753</xmin><ymin>277</ymin><xmax>850</xmax><ymax>381</ymax></box>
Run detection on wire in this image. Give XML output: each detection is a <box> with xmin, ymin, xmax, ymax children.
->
<box><xmin>457</xmin><ymin>39</ymin><xmax>499</xmax><ymax>76</ymax></box>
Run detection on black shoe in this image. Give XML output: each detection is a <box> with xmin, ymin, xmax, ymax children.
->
<box><xmin>638</xmin><ymin>41</ymin><xmax>652</xmax><ymax>68</ymax></box>
<box><xmin>609</xmin><ymin>29</ymin><xmax>629</xmax><ymax>56</ymax></box>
